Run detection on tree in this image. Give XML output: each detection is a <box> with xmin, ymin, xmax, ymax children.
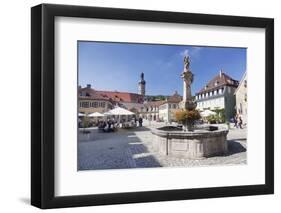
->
<box><xmin>82</xmin><ymin>115</ymin><xmax>91</xmax><ymax>133</ymax></box>
<box><xmin>214</xmin><ymin>108</ymin><xmax>226</xmax><ymax>123</ymax></box>
<box><xmin>207</xmin><ymin>108</ymin><xmax>226</xmax><ymax>123</ymax></box>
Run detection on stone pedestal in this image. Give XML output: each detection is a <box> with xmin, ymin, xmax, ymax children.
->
<box><xmin>151</xmin><ymin>126</ymin><xmax>229</xmax><ymax>159</ymax></box>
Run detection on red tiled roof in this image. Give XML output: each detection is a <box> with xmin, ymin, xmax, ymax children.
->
<box><xmin>78</xmin><ymin>87</ymin><xmax>144</xmax><ymax>103</ymax></box>
<box><xmin>96</xmin><ymin>90</ymin><xmax>143</xmax><ymax>103</ymax></box>
<box><xmin>144</xmin><ymin>100</ymin><xmax>166</xmax><ymax>107</ymax></box>
<box><xmin>78</xmin><ymin>87</ymin><xmax>111</xmax><ymax>101</ymax></box>
<box><xmin>167</xmin><ymin>91</ymin><xmax>182</xmax><ymax>103</ymax></box>
<box><xmin>196</xmin><ymin>71</ymin><xmax>239</xmax><ymax>95</ymax></box>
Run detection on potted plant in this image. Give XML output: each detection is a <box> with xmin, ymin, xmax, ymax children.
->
<box><xmin>175</xmin><ymin>109</ymin><xmax>201</xmax><ymax>131</ymax></box>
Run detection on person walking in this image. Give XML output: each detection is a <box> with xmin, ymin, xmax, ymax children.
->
<box><xmin>134</xmin><ymin>116</ymin><xmax>138</xmax><ymax>126</ymax></box>
<box><xmin>233</xmin><ymin>115</ymin><xmax>238</xmax><ymax>128</ymax></box>
<box><xmin>138</xmin><ymin>117</ymin><xmax>143</xmax><ymax>127</ymax></box>
<box><xmin>238</xmin><ymin>115</ymin><xmax>243</xmax><ymax>129</ymax></box>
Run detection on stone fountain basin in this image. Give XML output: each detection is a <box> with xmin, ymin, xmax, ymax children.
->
<box><xmin>151</xmin><ymin>125</ymin><xmax>229</xmax><ymax>159</ymax></box>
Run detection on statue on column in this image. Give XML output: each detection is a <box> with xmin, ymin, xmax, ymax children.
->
<box><xmin>181</xmin><ymin>56</ymin><xmax>194</xmax><ymax>86</ymax></box>
<box><xmin>180</xmin><ymin>56</ymin><xmax>196</xmax><ymax>110</ymax></box>
<box><xmin>184</xmin><ymin>56</ymin><xmax>190</xmax><ymax>71</ymax></box>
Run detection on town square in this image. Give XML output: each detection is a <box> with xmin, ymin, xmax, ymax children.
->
<box><xmin>78</xmin><ymin>120</ymin><xmax>246</xmax><ymax>170</ymax></box>
<box><xmin>78</xmin><ymin>41</ymin><xmax>247</xmax><ymax>170</ymax></box>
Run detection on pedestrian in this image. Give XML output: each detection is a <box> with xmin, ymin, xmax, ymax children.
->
<box><xmin>238</xmin><ymin>116</ymin><xmax>243</xmax><ymax>129</ymax></box>
<box><xmin>234</xmin><ymin>114</ymin><xmax>239</xmax><ymax>128</ymax></box>
<box><xmin>134</xmin><ymin>116</ymin><xmax>138</xmax><ymax>127</ymax></box>
<box><xmin>138</xmin><ymin>117</ymin><xmax>143</xmax><ymax>127</ymax></box>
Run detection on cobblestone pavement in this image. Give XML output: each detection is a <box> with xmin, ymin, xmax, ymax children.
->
<box><xmin>78</xmin><ymin>122</ymin><xmax>247</xmax><ymax>170</ymax></box>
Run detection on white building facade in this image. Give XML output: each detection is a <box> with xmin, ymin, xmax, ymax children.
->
<box><xmin>195</xmin><ymin>70</ymin><xmax>239</xmax><ymax>121</ymax></box>
<box><xmin>158</xmin><ymin>91</ymin><xmax>182</xmax><ymax>122</ymax></box>
<box><xmin>235</xmin><ymin>72</ymin><xmax>247</xmax><ymax>124</ymax></box>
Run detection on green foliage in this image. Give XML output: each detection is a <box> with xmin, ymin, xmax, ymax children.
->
<box><xmin>206</xmin><ymin>115</ymin><xmax>218</xmax><ymax>124</ymax></box>
<box><xmin>82</xmin><ymin>116</ymin><xmax>91</xmax><ymax>128</ymax></box>
<box><xmin>207</xmin><ymin>108</ymin><xmax>226</xmax><ymax>123</ymax></box>
<box><xmin>146</xmin><ymin>95</ymin><xmax>167</xmax><ymax>101</ymax></box>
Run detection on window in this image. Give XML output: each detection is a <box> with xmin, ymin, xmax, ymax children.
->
<box><xmin>92</xmin><ymin>102</ymin><xmax>98</xmax><ymax>108</ymax></box>
<box><xmin>81</xmin><ymin>102</ymin><xmax>89</xmax><ymax>108</ymax></box>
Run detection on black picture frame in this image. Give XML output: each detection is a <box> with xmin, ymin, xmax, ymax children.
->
<box><xmin>31</xmin><ymin>3</ymin><xmax>274</xmax><ymax>209</ymax></box>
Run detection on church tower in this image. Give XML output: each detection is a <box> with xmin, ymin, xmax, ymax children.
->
<box><xmin>138</xmin><ymin>72</ymin><xmax>146</xmax><ymax>96</ymax></box>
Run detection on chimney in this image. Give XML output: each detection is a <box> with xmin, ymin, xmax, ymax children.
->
<box><xmin>219</xmin><ymin>69</ymin><xmax>223</xmax><ymax>78</ymax></box>
<box><xmin>86</xmin><ymin>84</ymin><xmax>91</xmax><ymax>88</ymax></box>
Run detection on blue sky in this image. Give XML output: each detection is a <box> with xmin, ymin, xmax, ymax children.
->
<box><xmin>78</xmin><ymin>41</ymin><xmax>246</xmax><ymax>96</ymax></box>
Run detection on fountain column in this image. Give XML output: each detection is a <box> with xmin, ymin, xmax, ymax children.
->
<box><xmin>180</xmin><ymin>56</ymin><xmax>196</xmax><ymax>110</ymax></box>
<box><xmin>151</xmin><ymin>55</ymin><xmax>228</xmax><ymax>159</ymax></box>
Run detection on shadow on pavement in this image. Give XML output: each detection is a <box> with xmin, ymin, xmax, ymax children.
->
<box><xmin>226</xmin><ymin>140</ymin><xmax>247</xmax><ymax>155</ymax></box>
<box><xmin>128</xmin><ymin>140</ymin><xmax>161</xmax><ymax>168</ymax></box>
<box><xmin>78</xmin><ymin>127</ymin><xmax>161</xmax><ymax>170</ymax></box>
<box><xmin>124</xmin><ymin>126</ymin><xmax>151</xmax><ymax>132</ymax></box>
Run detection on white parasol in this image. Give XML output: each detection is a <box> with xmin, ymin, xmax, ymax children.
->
<box><xmin>200</xmin><ymin>109</ymin><xmax>216</xmax><ymax>117</ymax></box>
<box><xmin>108</xmin><ymin>107</ymin><xmax>135</xmax><ymax>115</ymax></box>
<box><xmin>88</xmin><ymin>112</ymin><xmax>105</xmax><ymax>117</ymax></box>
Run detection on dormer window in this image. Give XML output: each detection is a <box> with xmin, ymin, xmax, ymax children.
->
<box><xmin>214</xmin><ymin>80</ymin><xmax>219</xmax><ymax>86</ymax></box>
<box><xmin>205</xmin><ymin>85</ymin><xmax>208</xmax><ymax>90</ymax></box>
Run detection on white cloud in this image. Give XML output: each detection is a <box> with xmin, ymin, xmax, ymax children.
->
<box><xmin>180</xmin><ymin>47</ymin><xmax>203</xmax><ymax>59</ymax></box>
<box><xmin>180</xmin><ymin>49</ymin><xmax>190</xmax><ymax>57</ymax></box>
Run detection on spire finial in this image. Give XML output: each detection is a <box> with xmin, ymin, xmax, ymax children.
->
<box><xmin>141</xmin><ymin>72</ymin><xmax>144</xmax><ymax>80</ymax></box>
<box><xmin>220</xmin><ymin>69</ymin><xmax>223</xmax><ymax>77</ymax></box>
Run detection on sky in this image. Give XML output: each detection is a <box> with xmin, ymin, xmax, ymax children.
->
<box><xmin>78</xmin><ymin>41</ymin><xmax>246</xmax><ymax>96</ymax></box>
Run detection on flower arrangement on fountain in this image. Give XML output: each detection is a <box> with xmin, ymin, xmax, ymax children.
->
<box><xmin>175</xmin><ymin>109</ymin><xmax>201</xmax><ymax>131</ymax></box>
